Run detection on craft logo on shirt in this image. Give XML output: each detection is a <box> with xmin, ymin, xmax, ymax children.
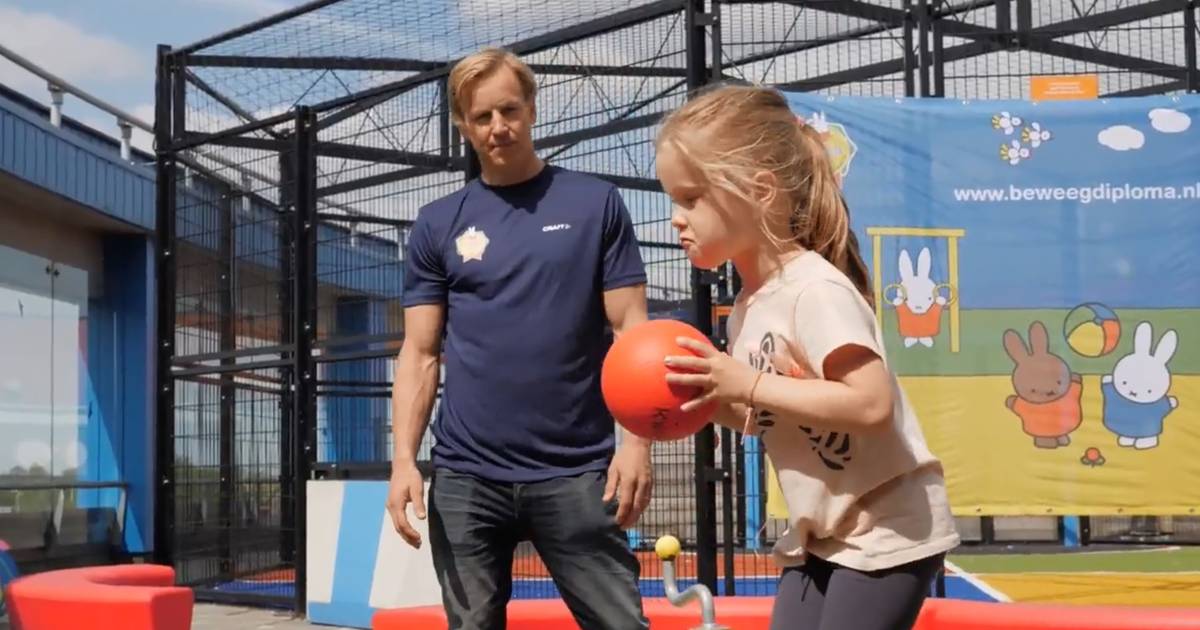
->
<box><xmin>542</xmin><ymin>223</ymin><xmax>571</xmax><ymax>232</ymax></box>
<box><xmin>455</xmin><ymin>226</ymin><xmax>489</xmax><ymax>262</ymax></box>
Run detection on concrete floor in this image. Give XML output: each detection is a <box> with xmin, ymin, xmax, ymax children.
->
<box><xmin>1</xmin><ymin>604</ymin><xmax>356</xmax><ymax>630</ymax></box>
<box><xmin>191</xmin><ymin>604</ymin><xmax>357</xmax><ymax>629</ymax></box>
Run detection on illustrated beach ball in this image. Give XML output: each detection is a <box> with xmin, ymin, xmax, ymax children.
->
<box><xmin>1063</xmin><ymin>303</ymin><xmax>1121</xmax><ymax>357</ymax></box>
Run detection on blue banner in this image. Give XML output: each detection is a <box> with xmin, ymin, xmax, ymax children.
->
<box><xmin>776</xmin><ymin>92</ymin><xmax>1200</xmax><ymax>515</ymax></box>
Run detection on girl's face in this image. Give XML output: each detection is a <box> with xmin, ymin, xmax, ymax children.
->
<box><xmin>656</xmin><ymin>141</ymin><xmax>762</xmax><ymax>270</ymax></box>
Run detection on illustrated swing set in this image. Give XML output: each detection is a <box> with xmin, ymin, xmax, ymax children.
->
<box><xmin>865</xmin><ymin>227</ymin><xmax>966</xmax><ymax>354</ymax></box>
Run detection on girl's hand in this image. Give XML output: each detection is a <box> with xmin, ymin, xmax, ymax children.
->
<box><xmin>665</xmin><ymin>337</ymin><xmax>761</xmax><ymax>412</ymax></box>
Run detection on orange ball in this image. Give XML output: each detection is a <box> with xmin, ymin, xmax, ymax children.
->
<box><xmin>601</xmin><ymin>318</ymin><xmax>718</xmax><ymax>441</ymax></box>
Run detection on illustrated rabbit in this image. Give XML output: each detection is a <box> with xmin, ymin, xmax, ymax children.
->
<box><xmin>1003</xmin><ymin>321</ymin><xmax>1083</xmax><ymax>449</ymax></box>
<box><xmin>893</xmin><ymin>247</ymin><xmax>946</xmax><ymax>348</ymax></box>
<box><xmin>1102</xmin><ymin>321</ymin><xmax>1179</xmax><ymax>450</ymax></box>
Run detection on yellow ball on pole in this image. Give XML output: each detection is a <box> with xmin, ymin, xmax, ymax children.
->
<box><xmin>655</xmin><ymin>535</ymin><xmax>682</xmax><ymax>561</ymax></box>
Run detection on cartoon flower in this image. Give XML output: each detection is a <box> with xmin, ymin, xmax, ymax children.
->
<box><xmin>1021</xmin><ymin>122</ymin><xmax>1052</xmax><ymax>148</ymax></box>
<box><xmin>1080</xmin><ymin>447</ymin><xmax>1106</xmax><ymax>467</ymax></box>
<box><xmin>1000</xmin><ymin>139</ymin><xmax>1031</xmax><ymax>165</ymax></box>
<box><xmin>992</xmin><ymin>111</ymin><xmax>1023</xmax><ymax>135</ymax></box>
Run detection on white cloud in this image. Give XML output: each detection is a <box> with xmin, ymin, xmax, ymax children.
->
<box><xmin>14</xmin><ymin>439</ymin><xmax>51</xmax><ymax>470</ymax></box>
<box><xmin>0</xmin><ymin>6</ymin><xmax>147</xmax><ymax>99</ymax></box>
<box><xmin>1098</xmin><ymin>125</ymin><xmax>1144</xmax><ymax>151</ymax></box>
<box><xmin>1149</xmin><ymin>108</ymin><xmax>1191</xmax><ymax>134</ymax></box>
<box><xmin>186</xmin><ymin>0</ymin><xmax>293</xmax><ymax>17</ymax></box>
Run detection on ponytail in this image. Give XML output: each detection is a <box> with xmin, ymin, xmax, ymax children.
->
<box><xmin>653</xmin><ymin>83</ymin><xmax>876</xmax><ymax>309</ymax></box>
<box><xmin>794</xmin><ymin>124</ymin><xmax>875</xmax><ymax>309</ymax></box>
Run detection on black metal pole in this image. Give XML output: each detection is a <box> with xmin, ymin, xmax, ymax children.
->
<box><xmin>1185</xmin><ymin>0</ymin><xmax>1198</xmax><ymax>92</ymax></box>
<box><xmin>218</xmin><ymin>181</ymin><xmax>236</xmax><ymax>582</ymax></box>
<box><xmin>439</xmin><ymin>78</ymin><xmax>452</xmax><ymax>159</ymax></box>
<box><xmin>278</xmin><ymin>136</ymin><xmax>297</xmax><ymax>570</ymax></box>
<box><xmin>996</xmin><ymin>0</ymin><xmax>1012</xmax><ymax>43</ymax></box>
<box><xmin>903</xmin><ymin>0</ymin><xmax>917</xmax><ymax>98</ymax></box>
<box><xmin>685</xmin><ymin>0</ymin><xmax>719</xmax><ymax>595</ymax></box>
<box><xmin>292</xmin><ymin>106</ymin><xmax>319</xmax><ymax>613</ymax></box>
<box><xmin>1015</xmin><ymin>0</ymin><xmax>1033</xmax><ymax>49</ymax></box>
<box><xmin>981</xmin><ymin>516</ymin><xmax>996</xmax><ymax>544</ymax></box>
<box><xmin>917</xmin><ymin>0</ymin><xmax>932</xmax><ymax>97</ymax></box>
<box><xmin>734</xmin><ymin>430</ymin><xmax>746</xmax><ymax>552</ymax></box>
<box><xmin>153</xmin><ymin>43</ymin><xmax>179</xmax><ymax>571</ymax></box>
<box><xmin>932</xmin><ymin>8</ymin><xmax>946</xmax><ymax>97</ymax></box>
<box><xmin>720</xmin><ymin>426</ymin><xmax>735</xmax><ymax>596</ymax></box>
<box><xmin>710</xmin><ymin>0</ymin><xmax>723</xmax><ymax>82</ymax></box>
<box><xmin>758</xmin><ymin>445</ymin><xmax>767</xmax><ymax>549</ymax></box>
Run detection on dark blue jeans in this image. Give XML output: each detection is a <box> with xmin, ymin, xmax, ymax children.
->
<box><xmin>428</xmin><ymin>467</ymin><xmax>649</xmax><ymax>630</ymax></box>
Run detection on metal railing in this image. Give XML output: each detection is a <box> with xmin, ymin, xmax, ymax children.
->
<box><xmin>0</xmin><ymin>42</ymin><xmax>146</xmax><ymax>161</ymax></box>
<box><xmin>0</xmin><ymin>41</ymin><xmax>371</xmax><ymax>223</ymax></box>
<box><xmin>0</xmin><ymin>480</ymin><xmax>129</xmax><ymax>552</ymax></box>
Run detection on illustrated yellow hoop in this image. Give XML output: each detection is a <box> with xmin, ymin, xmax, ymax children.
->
<box><xmin>882</xmin><ymin>283</ymin><xmax>958</xmax><ymax>308</ymax></box>
<box><xmin>935</xmin><ymin>282</ymin><xmax>959</xmax><ymax>306</ymax></box>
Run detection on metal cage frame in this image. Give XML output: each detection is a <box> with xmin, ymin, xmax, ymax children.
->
<box><xmin>154</xmin><ymin>0</ymin><xmax>1200</xmax><ymax>611</ymax></box>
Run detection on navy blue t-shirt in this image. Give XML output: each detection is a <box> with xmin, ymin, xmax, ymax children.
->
<box><xmin>402</xmin><ymin>165</ymin><xmax>647</xmax><ymax>483</ymax></box>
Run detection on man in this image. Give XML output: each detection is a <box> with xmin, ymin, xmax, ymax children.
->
<box><xmin>385</xmin><ymin>46</ymin><xmax>654</xmax><ymax>630</ymax></box>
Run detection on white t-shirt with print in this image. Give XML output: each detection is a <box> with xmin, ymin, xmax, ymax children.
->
<box><xmin>727</xmin><ymin>250</ymin><xmax>960</xmax><ymax>572</ymax></box>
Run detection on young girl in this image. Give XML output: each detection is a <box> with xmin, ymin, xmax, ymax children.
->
<box><xmin>657</xmin><ymin>84</ymin><xmax>960</xmax><ymax>630</ymax></box>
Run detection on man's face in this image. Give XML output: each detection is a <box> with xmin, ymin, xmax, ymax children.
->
<box><xmin>458</xmin><ymin>66</ymin><xmax>537</xmax><ymax>174</ymax></box>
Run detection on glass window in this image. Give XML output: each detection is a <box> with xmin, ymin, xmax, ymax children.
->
<box><xmin>0</xmin><ymin>243</ymin><xmax>90</xmax><ymax>480</ymax></box>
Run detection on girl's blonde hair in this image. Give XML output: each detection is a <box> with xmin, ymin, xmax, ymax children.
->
<box><xmin>656</xmin><ymin>84</ymin><xmax>873</xmax><ymax>308</ymax></box>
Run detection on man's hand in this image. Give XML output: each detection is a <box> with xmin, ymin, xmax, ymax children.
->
<box><xmin>603</xmin><ymin>435</ymin><xmax>653</xmax><ymax>529</ymax></box>
<box><xmin>386</xmin><ymin>462</ymin><xmax>427</xmax><ymax>548</ymax></box>
<box><xmin>601</xmin><ymin>282</ymin><xmax>652</xmax><ymax>528</ymax></box>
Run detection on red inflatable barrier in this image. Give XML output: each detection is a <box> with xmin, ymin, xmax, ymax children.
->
<box><xmin>373</xmin><ymin>597</ymin><xmax>774</xmax><ymax>630</ymax></box>
<box><xmin>914</xmin><ymin>598</ymin><xmax>1200</xmax><ymax>630</ymax></box>
<box><xmin>5</xmin><ymin>564</ymin><xmax>193</xmax><ymax>630</ymax></box>
<box><xmin>374</xmin><ymin>596</ymin><xmax>1200</xmax><ymax>630</ymax></box>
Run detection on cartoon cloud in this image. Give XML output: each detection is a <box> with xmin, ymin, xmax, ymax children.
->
<box><xmin>1098</xmin><ymin>125</ymin><xmax>1145</xmax><ymax>151</ymax></box>
<box><xmin>1149</xmin><ymin>108</ymin><xmax>1191</xmax><ymax>134</ymax></box>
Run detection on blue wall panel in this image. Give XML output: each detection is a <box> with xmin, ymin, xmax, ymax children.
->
<box><xmin>76</xmin><ymin>235</ymin><xmax>154</xmax><ymax>552</ymax></box>
<box><xmin>322</xmin><ymin>298</ymin><xmax>390</xmax><ymax>463</ymax></box>
<box><xmin>1</xmin><ymin>89</ymin><xmax>404</xmax><ymax>298</ymax></box>
<box><xmin>0</xmin><ymin>92</ymin><xmax>155</xmax><ymax>231</ymax></box>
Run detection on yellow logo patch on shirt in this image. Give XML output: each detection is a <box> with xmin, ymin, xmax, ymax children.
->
<box><xmin>455</xmin><ymin>226</ymin><xmax>489</xmax><ymax>262</ymax></box>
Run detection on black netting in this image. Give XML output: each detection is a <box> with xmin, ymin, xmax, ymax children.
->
<box><xmin>157</xmin><ymin>0</ymin><xmax>1200</xmax><ymax>610</ymax></box>
<box><xmin>167</xmin><ymin>114</ymin><xmax>300</xmax><ymax>606</ymax></box>
<box><xmin>938</xmin><ymin>0</ymin><xmax>1191</xmax><ymax>98</ymax></box>
<box><xmin>182</xmin><ymin>0</ymin><xmax>671</xmax><ymax>135</ymax></box>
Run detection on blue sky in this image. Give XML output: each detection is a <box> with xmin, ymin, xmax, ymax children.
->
<box><xmin>0</xmin><ymin>0</ymin><xmax>307</xmax><ymax>149</ymax></box>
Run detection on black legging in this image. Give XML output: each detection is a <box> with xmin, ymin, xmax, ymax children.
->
<box><xmin>769</xmin><ymin>552</ymin><xmax>945</xmax><ymax>630</ymax></box>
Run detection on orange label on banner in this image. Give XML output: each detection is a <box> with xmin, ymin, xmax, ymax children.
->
<box><xmin>1030</xmin><ymin>74</ymin><xmax>1099</xmax><ymax>100</ymax></box>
